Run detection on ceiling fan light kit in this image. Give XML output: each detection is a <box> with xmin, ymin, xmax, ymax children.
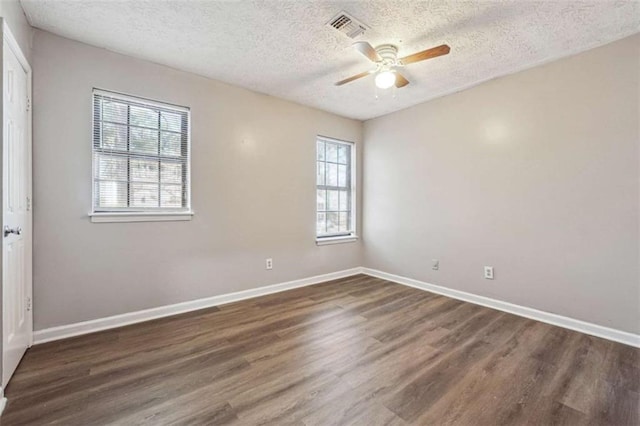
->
<box><xmin>336</xmin><ymin>41</ymin><xmax>451</xmax><ymax>91</ymax></box>
<box><xmin>375</xmin><ymin>70</ymin><xmax>396</xmax><ymax>89</ymax></box>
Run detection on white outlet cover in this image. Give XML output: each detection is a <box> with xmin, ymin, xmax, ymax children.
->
<box><xmin>484</xmin><ymin>266</ymin><xmax>494</xmax><ymax>279</ymax></box>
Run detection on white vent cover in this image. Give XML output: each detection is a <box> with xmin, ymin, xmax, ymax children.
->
<box><xmin>327</xmin><ymin>11</ymin><xmax>369</xmax><ymax>39</ymax></box>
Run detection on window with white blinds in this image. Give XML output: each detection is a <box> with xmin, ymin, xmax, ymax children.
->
<box><xmin>316</xmin><ymin>136</ymin><xmax>355</xmax><ymax>239</ymax></box>
<box><xmin>92</xmin><ymin>89</ymin><xmax>190</xmax><ymax>214</ymax></box>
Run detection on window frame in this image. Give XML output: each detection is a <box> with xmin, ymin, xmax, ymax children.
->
<box><xmin>89</xmin><ymin>89</ymin><xmax>193</xmax><ymax>223</ymax></box>
<box><xmin>315</xmin><ymin>135</ymin><xmax>358</xmax><ymax>245</ymax></box>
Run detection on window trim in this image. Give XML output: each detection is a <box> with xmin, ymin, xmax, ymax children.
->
<box><xmin>89</xmin><ymin>211</ymin><xmax>194</xmax><ymax>223</ymax></box>
<box><xmin>90</xmin><ymin>88</ymin><xmax>193</xmax><ymax>222</ymax></box>
<box><xmin>315</xmin><ymin>135</ymin><xmax>357</xmax><ymax>244</ymax></box>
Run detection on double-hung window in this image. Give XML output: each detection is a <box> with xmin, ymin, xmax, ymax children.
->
<box><xmin>91</xmin><ymin>89</ymin><xmax>191</xmax><ymax>222</ymax></box>
<box><xmin>316</xmin><ymin>136</ymin><xmax>356</xmax><ymax>243</ymax></box>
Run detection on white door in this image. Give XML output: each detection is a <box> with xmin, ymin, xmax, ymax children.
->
<box><xmin>2</xmin><ymin>33</ymin><xmax>32</xmax><ymax>389</ymax></box>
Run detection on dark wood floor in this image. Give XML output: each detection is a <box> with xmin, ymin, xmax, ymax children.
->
<box><xmin>3</xmin><ymin>275</ymin><xmax>638</xmax><ymax>425</ymax></box>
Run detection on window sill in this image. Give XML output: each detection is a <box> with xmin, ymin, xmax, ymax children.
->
<box><xmin>89</xmin><ymin>211</ymin><xmax>194</xmax><ymax>223</ymax></box>
<box><xmin>316</xmin><ymin>235</ymin><xmax>359</xmax><ymax>246</ymax></box>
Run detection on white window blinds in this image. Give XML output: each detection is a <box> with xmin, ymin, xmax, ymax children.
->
<box><xmin>92</xmin><ymin>89</ymin><xmax>190</xmax><ymax>213</ymax></box>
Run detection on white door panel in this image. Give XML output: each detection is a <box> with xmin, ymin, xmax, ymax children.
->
<box><xmin>2</xmin><ymin>34</ymin><xmax>32</xmax><ymax>389</ymax></box>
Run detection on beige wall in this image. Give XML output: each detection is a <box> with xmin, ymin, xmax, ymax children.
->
<box><xmin>32</xmin><ymin>30</ymin><xmax>363</xmax><ymax>330</ymax></box>
<box><xmin>32</xmin><ymin>28</ymin><xmax>640</xmax><ymax>335</ymax></box>
<box><xmin>363</xmin><ymin>34</ymin><xmax>640</xmax><ymax>334</ymax></box>
<box><xmin>0</xmin><ymin>0</ymin><xmax>31</xmax><ymax>62</ymax></box>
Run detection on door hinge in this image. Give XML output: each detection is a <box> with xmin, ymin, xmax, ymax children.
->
<box><xmin>26</xmin><ymin>297</ymin><xmax>32</xmax><ymax>312</ymax></box>
<box><xmin>26</xmin><ymin>97</ymin><xmax>31</xmax><ymax>112</ymax></box>
<box><xmin>26</xmin><ymin>196</ymin><xmax>31</xmax><ymax>211</ymax></box>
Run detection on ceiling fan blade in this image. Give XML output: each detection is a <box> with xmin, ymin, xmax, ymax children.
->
<box><xmin>395</xmin><ymin>72</ymin><xmax>410</xmax><ymax>88</ymax></box>
<box><xmin>353</xmin><ymin>41</ymin><xmax>381</xmax><ymax>62</ymax></box>
<box><xmin>400</xmin><ymin>44</ymin><xmax>450</xmax><ymax>65</ymax></box>
<box><xmin>335</xmin><ymin>71</ymin><xmax>371</xmax><ymax>86</ymax></box>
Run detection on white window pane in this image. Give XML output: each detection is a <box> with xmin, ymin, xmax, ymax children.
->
<box><xmin>327</xmin><ymin>212</ymin><xmax>339</xmax><ymax>233</ymax></box>
<box><xmin>161</xmin><ymin>111</ymin><xmax>182</xmax><ymax>132</ymax></box>
<box><xmin>130</xmin><ymin>159</ymin><xmax>159</xmax><ymax>182</ymax></box>
<box><xmin>130</xmin><ymin>183</ymin><xmax>159</xmax><ymax>207</ymax></box>
<box><xmin>97</xmin><ymin>181</ymin><xmax>127</xmax><ymax>208</ymax></box>
<box><xmin>316</xmin><ymin>213</ymin><xmax>326</xmax><ymax>235</ymax></box>
<box><xmin>102</xmin><ymin>101</ymin><xmax>127</xmax><ymax>124</ymax></box>
<box><xmin>317</xmin><ymin>189</ymin><xmax>326</xmax><ymax>211</ymax></box>
<box><xmin>130</xmin><ymin>127</ymin><xmax>158</xmax><ymax>154</ymax></box>
<box><xmin>160</xmin><ymin>184</ymin><xmax>182</xmax><ymax>208</ymax></box>
<box><xmin>327</xmin><ymin>163</ymin><xmax>338</xmax><ymax>186</ymax></box>
<box><xmin>130</xmin><ymin>105</ymin><xmax>158</xmax><ymax>128</ymax></box>
<box><xmin>328</xmin><ymin>190</ymin><xmax>339</xmax><ymax>211</ymax></box>
<box><xmin>317</xmin><ymin>141</ymin><xmax>325</xmax><ymax>161</ymax></box>
<box><xmin>161</xmin><ymin>131</ymin><xmax>181</xmax><ymax>156</ymax></box>
<box><xmin>339</xmin><ymin>190</ymin><xmax>348</xmax><ymax>211</ymax></box>
<box><xmin>97</xmin><ymin>154</ymin><xmax>127</xmax><ymax>181</ymax></box>
<box><xmin>338</xmin><ymin>164</ymin><xmax>348</xmax><ymax>187</ymax></box>
<box><xmin>316</xmin><ymin>162</ymin><xmax>325</xmax><ymax>186</ymax></box>
<box><xmin>326</xmin><ymin>143</ymin><xmax>338</xmax><ymax>162</ymax></box>
<box><xmin>101</xmin><ymin>123</ymin><xmax>127</xmax><ymax>150</ymax></box>
<box><xmin>338</xmin><ymin>145</ymin><xmax>349</xmax><ymax>164</ymax></box>
<box><xmin>161</xmin><ymin>162</ymin><xmax>182</xmax><ymax>184</ymax></box>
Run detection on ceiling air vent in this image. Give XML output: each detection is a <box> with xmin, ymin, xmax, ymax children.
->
<box><xmin>327</xmin><ymin>11</ymin><xmax>369</xmax><ymax>39</ymax></box>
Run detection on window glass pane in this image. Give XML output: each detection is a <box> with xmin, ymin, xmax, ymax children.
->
<box><xmin>326</xmin><ymin>143</ymin><xmax>338</xmax><ymax>162</ymax></box>
<box><xmin>102</xmin><ymin>101</ymin><xmax>128</xmax><ymax>124</ymax></box>
<box><xmin>317</xmin><ymin>141</ymin><xmax>325</xmax><ymax>161</ymax></box>
<box><xmin>161</xmin><ymin>111</ymin><xmax>182</xmax><ymax>132</ymax></box>
<box><xmin>339</xmin><ymin>212</ymin><xmax>349</xmax><ymax>232</ymax></box>
<box><xmin>130</xmin><ymin>183</ymin><xmax>159</xmax><ymax>207</ymax></box>
<box><xmin>328</xmin><ymin>190</ymin><xmax>339</xmax><ymax>211</ymax></box>
<box><xmin>316</xmin><ymin>162</ymin><xmax>325</xmax><ymax>186</ymax></box>
<box><xmin>327</xmin><ymin>163</ymin><xmax>338</xmax><ymax>186</ymax></box>
<box><xmin>338</xmin><ymin>145</ymin><xmax>349</xmax><ymax>164</ymax></box>
<box><xmin>316</xmin><ymin>189</ymin><xmax>326</xmax><ymax>211</ymax></box>
<box><xmin>130</xmin><ymin>127</ymin><xmax>159</xmax><ymax>154</ymax></box>
<box><xmin>130</xmin><ymin>159</ymin><xmax>159</xmax><ymax>182</ymax></box>
<box><xmin>161</xmin><ymin>132</ymin><xmax>181</xmax><ymax>156</ymax></box>
<box><xmin>339</xmin><ymin>190</ymin><xmax>348</xmax><ymax>211</ymax></box>
<box><xmin>161</xmin><ymin>162</ymin><xmax>182</xmax><ymax>184</ymax></box>
<box><xmin>101</xmin><ymin>123</ymin><xmax>128</xmax><ymax>150</ymax></box>
<box><xmin>97</xmin><ymin>154</ymin><xmax>127</xmax><ymax>181</ymax></box>
<box><xmin>327</xmin><ymin>212</ymin><xmax>339</xmax><ymax>233</ymax></box>
<box><xmin>161</xmin><ymin>184</ymin><xmax>182</xmax><ymax>208</ymax></box>
<box><xmin>97</xmin><ymin>181</ymin><xmax>127</xmax><ymax>208</ymax></box>
<box><xmin>338</xmin><ymin>164</ymin><xmax>348</xmax><ymax>187</ymax></box>
<box><xmin>316</xmin><ymin>213</ymin><xmax>326</xmax><ymax>235</ymax></box>
<box><xmin>130</xmin><ymin>105</ymin><xmax>158</xmax><ymax>128</ymax></box>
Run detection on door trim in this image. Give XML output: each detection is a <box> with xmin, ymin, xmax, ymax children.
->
<box><xmin>1</xmin><ymin>17</ymin><xmax>33</xmax><ymax>398</ymax></box>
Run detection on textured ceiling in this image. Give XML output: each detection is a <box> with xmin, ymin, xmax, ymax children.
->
<box><xmin>21</xmin><ymin>0</ymin><xmax>640</xmax><ymax>120</ymax></box>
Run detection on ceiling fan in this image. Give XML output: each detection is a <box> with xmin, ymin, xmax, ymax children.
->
<box><xmin>335</xmin><ymin>42</ymin><xmax>450</xmax><ymax>89</ymax></box>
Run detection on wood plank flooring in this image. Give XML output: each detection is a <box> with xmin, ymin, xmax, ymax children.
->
<box><xmin>3</xmin><ymin>274</ymin><xmax>638</xmax><ymax>425</ymax></box>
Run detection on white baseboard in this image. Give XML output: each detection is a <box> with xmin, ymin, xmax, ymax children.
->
<box><xmin>33</xmin><ymin>265</ymin><xmax>639</xmax><ymax>348</ymax></box>
<box><xmin>0</xmin><ymin>396</ymin><xmax>6</xmax><ymax>416</ymax></box>
<box><xmin>33</xmin><ymin>267</ymin><xmax>364</xmax><ymax>344</ymax></box>
<box><xmin>362</xmin><ymin>268</ymin><xmax>640</xmax><ymax>348</ymax></box>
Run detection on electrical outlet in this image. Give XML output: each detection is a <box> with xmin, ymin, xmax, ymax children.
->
<box><xmin>432</xmin><ymin>259</ymin><xmax>439</xmax><ymax>271</ymax></box>
<box><xmin>484</xmin><ymin>266</ymin><xmax>494</xmax><ymax>280</ymax></box>
<box><xmin>266</xmin><ymin>258</ymin><xmax>273</xmax><ymax>270</ymax></box>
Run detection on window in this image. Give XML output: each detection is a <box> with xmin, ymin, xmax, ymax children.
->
<box><xmin>91</xmin><ymin>89</ymin><xmax>191</xmax><ymax>222</ymax></box>
<box><xmin>316</xmin><ymin>136</ymin><xmax>356</xmax><ymax>243</ymax></box>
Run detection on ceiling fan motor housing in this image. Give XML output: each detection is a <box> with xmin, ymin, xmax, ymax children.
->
<box><xmin>375</xmin><ymin>44</ymin><xmax>399</xmax><ymax>67</ymax></box>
